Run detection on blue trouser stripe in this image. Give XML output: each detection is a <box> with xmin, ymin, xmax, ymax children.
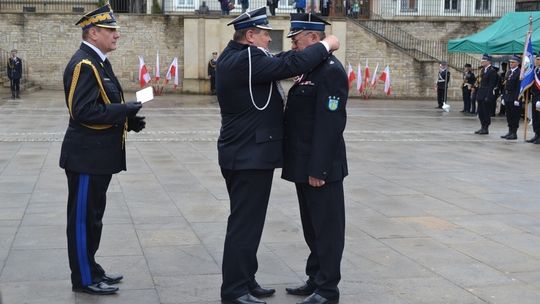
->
<box><xmin>76</xmin><ymin>174</ymin><xmax>92</xmax><ymax>286</ymax></box>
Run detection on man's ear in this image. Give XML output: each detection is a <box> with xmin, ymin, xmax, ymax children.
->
<box><xmin>87</xmin><ymin>27</ymin><xmax>99</xmax><ymax>41</ymax></box>
<box><xmin>245</xmin><ymin>29</ymin><xmax>255</xmax><ymax>44</ymax></box>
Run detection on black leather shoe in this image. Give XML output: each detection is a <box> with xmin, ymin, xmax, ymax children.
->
<box><xmin>221</xmin><ymin>294</ymin><xmax>266</xmax><ymax>304</ymax></box>
<box><xmin>526</xmin><ymin>135</ymin><xmax>538</xmax><ymax>143</ymax></box>
<box><xmin>72</xmin><ymin>282</ymin><xmax>118</xmax><ymax>295</ymax></box>
<box><xmin>297</xmin><ymin>293</ymin><xmax>339</xmax><ymax>304</ymax></box>
<box><xmin>249</xmin><ymin>285</ymin><xmax>275</xmax><ymax>297</ymax></box>
<box><xmin>474</xmin><ymin>128</ymin><xmax>483</xmax><ymax>134</ymax></box>
<box><xmin>478</xmin><ymin>129</ymin><xmax>489</xmax><ymax>135</ymax></box>
<box><xmin>505</xmin><ymin>133</ymin><xmax>517</xmax><ymax>140</ymax></box>
<box><xmin>101</xmin><ymin>273</ymin><xmax>123</xmax><ymax>284</ymax></box>
<box><xmin>534</xmin><ymin>138</ymin><xmax>540</xmax><ymax>144</ymax></box>
<box><xmin>500</xmin><ymin>132</ymin><xmax>510</xmax><ymax>139</ymax></box>
<box><xmin>286</xmin><ymin>283</ymin><xmax>316</xmax><ymax>296</ymax></box>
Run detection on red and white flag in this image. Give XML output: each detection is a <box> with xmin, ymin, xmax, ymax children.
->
<box><xmin>379</xmin><ymin>65</ymin><xmax>392</xmax><ymax>96</ymax></box>
<box><xmin>155</xmin><ymin>51</ymin><xmax>160</xmax><ymax>81</ymax></box>
<box><xmin>364</xmin><ymin>60</ymin><xmax>370</xmax><ymax>90</ymax></box>
<box><xmin>371</xmin><ymin>63</ymin><xmax>379</xmax><ymax>86</ymax></box>
<box><xmin>347</xmin><ymin>63</ymin><xmax>356</xmax><ymax>89</ymax></box>
<box><xmin>138</xmin><ymin>56</ymin><xmax>151</xmax><ymax>88</ymax></box>
<box><xmin>356</xmin><ymin>63</ymin><xmax>363</xmax><ymax>93</ymax></box>
<box><xmin>165</xmin><ymin>57</ymin><xmax>179</xmax><ymax>89</ymax></box>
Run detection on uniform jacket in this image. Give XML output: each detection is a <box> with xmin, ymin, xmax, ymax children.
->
<box><xmin>207</xmin><ymin>58</ymin><xmax>217</xmax><ymax>78</ymax></box>
<box><xmin>7</xmin><ymin>57</ymin><xmax>22</xmax><ymax>80</ymax></box>
<box><xmin>282</xmin><ymin>55</ymin><xmax>348</xmax><ymax>183</ymax></box>
<box><xmin>503</xmin><ymin>67</ymin><xmax>521</xmax><ymax>103</ymax></box>
<box><xmin>60</xmin><ymin>43</ymin><xmax>129</xmax><ymax>175</ymax></box>
<box><xmin>531</xmin><ymin>67</ymin><xmax>540</xmax><ymax>100</ymax></box>
<box><xmin>437</xmin><ymin>69</ymin><xmax>450</xmax><ymax>89</ymax></box>
<box><xmin>216</xmin><ymin>40</ymin><xmax>329</xmax><ymax>170</ymax></box>
<box><xmin>476</xmin><ymin>65</ymin><xmax>498</xmax><ymax>102</ymax></box>
<box><xmin>462</xmin><ymin>70</ymin><xmax>476</xmax><ymax>89</ymax></box>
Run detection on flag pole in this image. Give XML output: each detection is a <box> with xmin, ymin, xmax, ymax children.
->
<box><xmin>524</xmin><ymin>16</ymin><xmax>533</xmax><ymax>141</ymax></box>
<box><xmin>525</xmin><ymin>89</ymin><xmax>529</xmax><ymax>141</ymax></box>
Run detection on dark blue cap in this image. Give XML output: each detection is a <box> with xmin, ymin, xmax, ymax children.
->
<box><xmin>227</xmin><ymin>7</ymin><xmax>272</xmax><ymax>31</ymax></box>
<box><xmin>481</xmin><ymin>54</ymin><xmax>492</xmax><ymax>61</ymax></box>
<box><xmin>509</xmin><ymin>55</ymin><xmax>521</xmax><ymax>62</ymax></box>
<box><xmin>75</xmin><ymin>4</ymin><xmax>119</xmax><ymax>30</ymax></box>
<box><xmin>287</xmin><ymin>13</ymin><xmax>331</xmax><ymax>38</ymax></box>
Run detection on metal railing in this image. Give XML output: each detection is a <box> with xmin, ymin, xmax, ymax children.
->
<box><xmin>371</xmin><ymin>0</ymin><xmax>515</xmax><ymax>19</ymax></box>
<box><xmin>516</xmin><ymin>0</ymin><xmax>540</xmax><ymax>11</ymax></box>
<box><xmin>164</xmin><ymin>0</ymin><xmax>297</xmax><ymax>15</ymax></box>
<box><xmin>0</xmin><ymin>0</ymin><xmax>519</xmax><ymax>16</ymax></box>
<box><xmin>0</xmin><ymin>0</ymin><xmax>144</xmax><ymax>13</ymax></box>
<box><xmin>349</xmin><ymin>11</ymin><xmax>481</xmax><ymax>71</ymax></box>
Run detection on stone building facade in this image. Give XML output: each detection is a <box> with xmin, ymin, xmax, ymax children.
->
<box><xmin>0</xmin><ymin>13</ymin><xmax>490</xmax><ymax>99</ymax></box>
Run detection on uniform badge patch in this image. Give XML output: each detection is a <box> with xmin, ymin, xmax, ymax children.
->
<box><xmin>327</xmin><ymin>96</ymin><xmax>340</xmax><ymax>111</ymax></box>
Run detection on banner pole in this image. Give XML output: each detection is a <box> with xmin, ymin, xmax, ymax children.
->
<box><xmin>525</xmin><ymin>89</ymin><xmax>529</xmax><ymax>141</ymax></box>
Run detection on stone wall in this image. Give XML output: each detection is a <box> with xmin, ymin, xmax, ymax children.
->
<box><xmin>344</xmin><ymin>20</ymin><xmax>488</xmax><ymax>100</ymax></box>
<box><xmin>0</xmin><ymin>12</ymin><xmax>492</xmax><ymax>100</ymax></box>
<box><xmin>346</xmin><ymin>21</ymin><xmax>427</xmax><ymax>99</ymax></box>
<box><xmin>0</xmin><ymin>13</ymin><xmax>183</xmax><ymax>93</ymax></box>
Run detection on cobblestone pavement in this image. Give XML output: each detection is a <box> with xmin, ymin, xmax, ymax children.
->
<box><xmin>1</xmin><ymin>91</ymin><xmax>540</xmax><ymax>304</ymax></box>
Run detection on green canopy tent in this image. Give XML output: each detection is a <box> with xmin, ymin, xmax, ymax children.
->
<box><xmin>448</xmin><ymin>12</ymin><xmax>540</xmax><ymax>54</ymax></box>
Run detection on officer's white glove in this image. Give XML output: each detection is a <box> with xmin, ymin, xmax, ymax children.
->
<box><xmin>501</xmin><ymin>99</ymin><xmax>505</xmax><ymax>106</ymax></box>
<box><xmin>514</xmin><ymin>101</ymin><xmax>520</xmax><ymax>106</ymax></box>
<box><xmin>536</xmin><ymin>101</ymin><xmax>540</xmax><ymax>109</ymax></box>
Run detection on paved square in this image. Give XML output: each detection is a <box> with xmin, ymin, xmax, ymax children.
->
<box><xmin>1</xmin><ymin>91</ymin><xmax>540</xmax><ymax>304</ymax></box>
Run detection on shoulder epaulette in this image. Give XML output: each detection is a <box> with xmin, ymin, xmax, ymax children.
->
<box><xmin>67</xmin><ymin>59</ymin><xmax>113</xmax><ymax>130</ymax></box>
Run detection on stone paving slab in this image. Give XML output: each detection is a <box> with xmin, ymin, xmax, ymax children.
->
<box><xmin>1</xmin><ymin>91</ymin><xmax>540</xmax><ymax>303</ymax></box>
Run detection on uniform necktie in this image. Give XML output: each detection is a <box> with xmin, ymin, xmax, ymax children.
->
<box><xmin>103</xmin><ymin>59</ymin><xmax>113</xmax><ymax>75</ymax></box>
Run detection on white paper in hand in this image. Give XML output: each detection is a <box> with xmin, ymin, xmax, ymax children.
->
<box><xmin>136</xmin><ymin>87</ymin><xmax>154</xmax><ymax>104</ymax></box>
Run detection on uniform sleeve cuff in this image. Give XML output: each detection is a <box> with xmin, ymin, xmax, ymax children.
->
<box><xmin>319</xmin><ymin>41</ymin><xmax>330</xmax><ymax>53</ymax></box>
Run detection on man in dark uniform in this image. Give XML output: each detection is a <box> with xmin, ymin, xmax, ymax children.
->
<box><xmin>528</xmin><ymin>53</ymin><xmax>540</xmax><ymax>144</ymax></box>
<box><xmin>436</xmin><ymin>61</ymin><xmax>450</xmax><ymax>109</ymax></box>
<box><xmin>500</xmin><ymin>55</ymin><xmax>521</xmax><ymax>140</ymax></box>
<box><xmin>7</xmin><ymin>49</ymin><xmax>22</xmax><ymax>99</ymax></box>
<box><xmin>475</xmin><ymin>54</ymin><xmax>498</xmax><ymax>134</ymax></box>
<box><xmin>282</xmin><ymin>13</ymin><xmax>348</xmax><ymax>304</ymax></box>
<box><xmin>216</xmin><ymin>7</ymin><xmax>340</xmax><ymax>304</ymax></box>
<box><xmin>208</xmin><ymin>51</ymin><xmax>218</xmax><ymax>94</ymax></box>
<box><xmin>461</xmin><ymin>63</ymin><xmax>475</xmax><ymax>113</ymax></box>
<box><xmin>60</xmin><ymin>4</ymin><xmax>145</xmax><ymax>295</ymax></box>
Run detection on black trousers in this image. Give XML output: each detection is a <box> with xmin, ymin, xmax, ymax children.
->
<box><xmin>437</xmin><ymin>88</ymin><xmax>447</xmax><ymax>107</ymax></box>
<box><xmin>10</xmin><ymin>78</ymin><xmax>20</xmax><ymax>93</ymax></box>
<box><xmin>295</xmin><ymin>181</ymin><xmax>345</xmax><ymax>300</ymax></box>
<box><xmin>268</xmin><ymin>4</ymin><xmax>276</xmax><ymax>16</ymax></box>
<box><xmin>477</xmin><ymin>98</ymin><xmax>492</xmax><ymax>128</ymax></box>
<box><xmin>505</xmin><ymin>103</ymin><xmax>521</xmax><ymax>132</ymax></box>
<box><xmin>66</xmin><ymin>170</ymin><xmax>112</xmax><ymax>288</ymax></box>
<box><xmin>220</xmin><ymin>168</ymin><xmax>274</xmax><ymax>300</ymax></box>
<box><xmin>462</xmin><ymin>87</ymin><xmax>471</xmax><ymax>112</ymax></box>
<box><xmin>210</xmin><ymin>76</ymin><xmax>216</xmax><ymax>94</ymax></box>
<box><xmin>532</xmin><ymin>103</ymin><xmax>540</xmax><ymax>135</ymax></box>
